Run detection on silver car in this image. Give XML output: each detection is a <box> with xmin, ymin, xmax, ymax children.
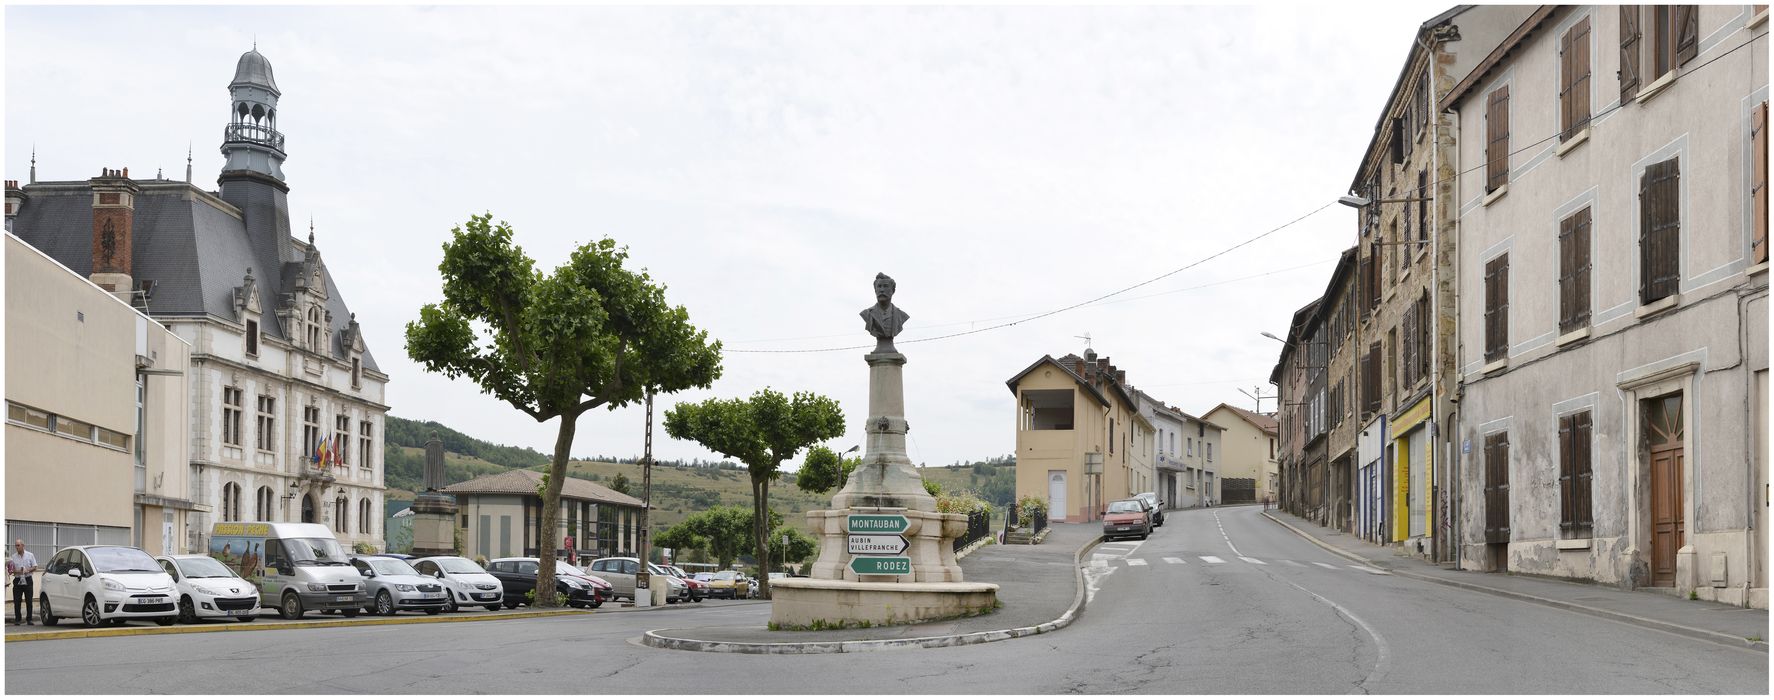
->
<box><xmin>350</xmin><ymin>556</ymin><xmax>448</xmax><ymax>615</ymax></box>
<box><xmin>586</xmin><ymin>557</ymin><xmax>689</xmax><ymax>603</ymax></box>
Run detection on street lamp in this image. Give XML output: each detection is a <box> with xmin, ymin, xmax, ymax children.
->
<box><xmin>1261</xmin><ymin>331</ymin><xmax>1286</xmax><ymax>343</ymax></box>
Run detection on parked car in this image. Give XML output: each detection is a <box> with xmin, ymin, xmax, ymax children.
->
<box><xmin>660</xmin><ymin>566</ymin><xmax>706</xmax><ymax>602</ymax></box>
<box><xmin>39</xmin><ymin>545</ymin><xmax>178</xmax><ymax>628</ymax></box>
<box><xmin>209</xmin><ymin>522</ymin><xmax>367</xmax><ymax>620</ymax></box>
<box><xmin>155</xmin><ymin>554</ymin><xmax>261</xmax><ymax>623</ymax></box>
<box><xmin>585</xmin><ymin>557</ymin><xmax>689</xmax><ymax>603</ymax></box>
<box><xmin>350</xmin><ymin>556</ymin><xmax>448</xmax><ymax>615</ymax></box>
<box><xmin>552</xmin><ymin>560</ymin><xmax>616</xmax><ymax>602</ymax></box>
<box><xmin>1134</xmin><ymin>492</ymin><xmax>1165</xmax><ymax>527</ymax></box>
<box><xmin>412</xmin><ymin>556</ymin><xmax>505</xmax><ymax>612</ymax></box>
<box><xmin>484</xmin><ymin>558</ymin><xmax>602</xmax><ymax>608</ymax></box>
<box><xmin>1102</xmin><ymin>499</ymin><xmax>1153</xmax><ymax>541</ymax></box>
<box><xmin>700</xmin><ymin>570</ymin><xmax>750</xmax><ymax>599</ymax></box>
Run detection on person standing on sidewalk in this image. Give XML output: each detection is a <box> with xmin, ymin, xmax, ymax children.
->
<box><xmin>8</xmin><ymin>540</ymin><xmax>39</xmax><ymax>625</ymax></box>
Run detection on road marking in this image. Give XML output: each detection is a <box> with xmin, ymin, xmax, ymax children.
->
<box><xmin>1239</xmin><ymin>557</ymin><xmax>1267</xmax><ymax>565</ymax></box>
<box><xmin>1313</xmin><ymin>562</ymin><xmax>1339</xmax><ymax>569</ymax></box>
<box><xmin>1198</xmin><ymin>555</ymin><xmax>1225</xmax><ymax>564</ymax></box>
<box><xmin>1349</xmin><ymin>565</ymin><xmax>1389</xmax><ymax>575</ymax></box>
<box><xmin>1126</xmin><ymin>558</ymin><xmax>1148</xmax><ymax>566</ymax></box>
<box><xmin>1273</xmin><ymin>576</ymin><xmax>1393</xmax><ymax>692</ymax></box>
<box><xmin>1213</xmin><ymin>511</ymin><xmax>1243</xmax><ymax>556</ymax></box>
<box><xmin>1162</xmin><ymin>557</ymin><xmax>1186</xmax><ymax>564</ymax></box>
<box><xmin>1280</xmin><ymin>560</ymin><xmax>1306</xmax><ymax>567</ymax></box>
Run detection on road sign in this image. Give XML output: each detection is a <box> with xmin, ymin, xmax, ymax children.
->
<box><xmin>847</xmin><ymin>514</ymin><xmax>910</xmax><ymax>534</ymax></box>
<box><xmin>847</xmin><ymin>534</ymin><xmax>910</xmax><ymax>556</ymax></box>
<box><xmin>849</xmin><ymin>556</ymin><xmax>912</xmax><ymax>576</ymax></box>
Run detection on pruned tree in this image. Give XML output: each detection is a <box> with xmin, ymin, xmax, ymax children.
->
<box><xmin>769</xmin><ymin>526</ymin><xmax>819</xmax><ymax>571</ymax></box>
<box><xmin>405</xmin><ymin>214</ymin><xmax>722</xmax><ymax>606</ymax></box>
<box><xmin>664</xmin><ymin>389</ymin><xmax>843</xmax><ymax>598</ymax></box>
<box><xmin>794</xmin><ymin>446</ymin><xmax>863</xmax><ymax>494</ymax></box>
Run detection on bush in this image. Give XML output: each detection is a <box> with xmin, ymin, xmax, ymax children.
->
<box><xmin>936</xmin><ymin>490</ymin><xmax>992</xmax><ymax>515</ymax></box>
<box><xmin>923</xmin><ymin>478</ymin><xmax>943</xmax><ymax>497</ymax></box>
<box><xmin>352</xmin><ymin>541</ymin><xmax>377</xmax><ymax>554</ymax></box>
<box><xmin>1016</xmin><ymin>494</ymin><xmax>1048</xmax><ymax>515</ymax></box>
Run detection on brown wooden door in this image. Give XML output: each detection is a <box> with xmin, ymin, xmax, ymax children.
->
<box><xmin>1646</xmin><ymin>394</ymin><xmax>1685</xmax><ymax>587</ymax></box>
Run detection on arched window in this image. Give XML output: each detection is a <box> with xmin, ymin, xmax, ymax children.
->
<box><xmin>256</xmin><ymin>486</ymin><xmax>276</xmax><ymax>521</ymax></box>
<box><xmin>358</xmin><ymin>499</ymin><xmax>372</xmax><ymax>534</ymax></box>
<box><xmin>222</xmin><ymin>482</ymin><xmax>242</xmax><ymax>522</ymax></box>
<box><xmin>335</xmin><ymin>496</ymin><xmax>349</xmax><ymax>534</ymax></box>
<box><xmin>307</xmin><ymin>307</ymin><xmax>322</xmax><ymax>350</ymax></box>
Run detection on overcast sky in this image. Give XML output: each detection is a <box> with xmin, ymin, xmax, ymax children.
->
<box><xmin>7</xmin><ymin>4</ymin><xmax>1432</xmax><ymax>469</ymax></box>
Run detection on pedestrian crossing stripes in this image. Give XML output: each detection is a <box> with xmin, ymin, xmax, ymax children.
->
<box><xmin>1281</xmin><ymin>560</ymin><xmax>1305</xmax><ymax>567</ymax></box>
<box><xmin>1106</xmin><ymin>554</ymin><xmax>1383</xmax><ymax>576</ymax></box>
<box><xmin>1162</xmin><ymin>557</ymin><xmax>1186</xmax><ymax>564</ymax></box>
<box><xmin>1127</xmin><ymin>558</ymin><xmax>1148</xmax><ymax>566</ymax></box>
<box><xmin>1312</xmin><ymin>562</ymin><xmax>1339</xmax><ymax>569</ymax></box>
<box><xmin>1198</xmin><ymin>555</ymin><xmax>1225</xmax><ymax>564</ymax></box>
<box><xmin>1239</xmin><ymin>557</ymin><xmax>1266</xmax><ymax>565</ymax></box>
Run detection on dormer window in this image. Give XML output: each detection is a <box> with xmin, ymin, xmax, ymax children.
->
<box><xmin>306</xmin><ymin>306</ymin><xmax>321</xmax><ymax>350</ymax></box>
<box><xmin>245</xmin><ymin>319</ymin><xmax>259</xmax><ymax>357</ymax></box>
<box><xmin>351</xmin><ymin>358</ymin><xmax>361</xmax><ymax>389</ymax></box>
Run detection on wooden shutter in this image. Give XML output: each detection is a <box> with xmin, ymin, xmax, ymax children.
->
<box><xmin>1371</xmin><ymin>240</ymin><xmax>1384</xmax><ymax>308</ymax></box>
<box><xmin>1565</xmin><ymin>17</ymin><xmax>1592</xmax><ymax>138</ymax></box>
<box><xmin>1574</xmin><ymin>411</ymin><xmax>1593</xmax><ymax>530</ymax></box>
<box><xmin>1402</xmin><ymin>308</ymin><xmax>1417</xmax><ymax>388</ymax></box>
<box><xmin>1558</xmin><ymin>415</ymin><xmax>1575</xmax><ymax>530</ymax></box>
<box><xmin>1560</xmin><ymin>24</ymin><xmax>1574</xmax><ymax>139</ymax></box>
<box><xmin>1620</xmin><ymin>6</ymin><xmax>1641</xmax><ymax>101</ymax></box>
<box><xmin>1484</xmin><ymin>432</ymin><xmax>1511</xmax><ymax>544</ymax></box>
<box><xmin>1754</xmin><ymin>102</ymin><xmax>1768</xmax><ymax>264</ymax></box>
<box><xmin>1564</xmin><ymin>207</ymin><xmax>1592</xmax><ymax>331</ymax></box>
<box><xmin>1640</xmin><ymin>158</ymin><xmax>1681</xmax><ymax>303</ymax></box>
<box><xmin>1417</xmin><ymin>293</ymin><xmax>1431</xmax><ymax>383</ymax></box>
<box><xmin>1559</xmin><ymin>212</ymin><xmax>1576</xmax><ymax>331</ymax></box>
<box><xmin>1675</xmin><ymin>5</ymin><xmax>1698</xmax><ymax>66</ymax></box>
<box><xmin>1486</xmin><ymin>86</ymin><xmax>1510</xmax><ymax>192</ymax></box>
<box><xmin>1484</xmin><ymin>254</ymin><xmax>1509</xmax><ymax>362</ymax></box>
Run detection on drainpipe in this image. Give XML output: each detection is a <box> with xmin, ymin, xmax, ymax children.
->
<box><xmin>1416</xmin><ymin>26</ymin><xmax>1448</xmax><ymax>566</ymax></box>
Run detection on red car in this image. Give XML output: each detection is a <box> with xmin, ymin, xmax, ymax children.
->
<box><xmin>661</xmin><ymin>566</ymin><xmax>706</xmax><ymax>602</ymax></box>
<box><xmin>1102</xmin><ymin>499</ymin><xmax>1152</xmax><ymax>541</ymax></box>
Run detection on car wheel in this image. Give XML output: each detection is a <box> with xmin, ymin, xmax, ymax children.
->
<box><xmin>443</xmin><ymin>596</ymin><xmax>458</xmax><ymax>613</ymax></box>
<box><xmin>485</xmin><ymin>604</ymin><xmax>502</xmax><ymax>612</ymax></box>
<box><xmin>81</xmin><ymin>596</ymin><xmax>103</xmax><ymax>628</ymax></box>
<box><xmin>178</xmin><ymin>596</ymin><xmax>198</xmax><ymax>624</ymax></box>
<box><xmin>40</xmin><ymin>594</ymin><xmax>57</xmax><ymax>626</ymax></box>
<box><xmin>375</xmin><ymin>591</ymin><xmax>395</xmax><ymax>616</ymax></box>
<box><xmin>280</xmin><ymin>592</ymin><xmax>304</xmax><ymax>620</ymax></box>
<box><xmin>589</xmin><ymin>598</ymin><xmax>602</xmax><ymax>609</ymax></box>
<box><xmin>156</xmin><ymin>617</ymin><xmax>176</xmax><ymax>627</ymax></box>
<box><xmin>237</xmin><ymin>616</ymin><xmax>256</xmax><ymax>623</ymax></box>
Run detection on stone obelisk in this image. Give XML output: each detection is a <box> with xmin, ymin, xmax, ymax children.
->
<box><xmin>409</xmin><ymin>431</ymin><xmax>459</xmax><ymax>556</ymax></box>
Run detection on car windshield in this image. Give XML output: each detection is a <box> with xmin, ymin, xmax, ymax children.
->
<box><xmin>285</xmin><ymin>538</ymin><xmax>350</xmax><ymax>566</ymax></box>
<box><xmin>694</xmin><ymin>573</ymin><xmax>713</xmax><ymax>581</ymax></box>
<box><xmin>1107</xmin><ymin>500</ymin><xmax>1144</xmax><ymax>513</ymax></box>
<box><xmin>435</xmin><ymin>557</ymin><xmax>484</xmax><ymax>575</ymax></box>
<box><xmin>555</xmin><ymin>561</ymin><xmax>588</xmax><ymax>577</ymax></box>
<box><xmin>177</xmin><ymin>557</ymin><xmax>238</xmax><ymax>578</ymax></box>
<box><xmin>87</xmin><ymin>547</ymin><xmax>160</xmax><ymax>573</ymax></box>
<box><xmin>647</xmin><ymin>563</ymin><xmax>674</xmax><ymax>576</ymax></box>
<box><xmin>367</xmin><ymin>559</ymin><xmax>419</xmax><ymax>576</ymax></box>
<box><xmin>711</xmin><ymin>571</ymin><xmax>738</xmax><ymax>580</ymax></box>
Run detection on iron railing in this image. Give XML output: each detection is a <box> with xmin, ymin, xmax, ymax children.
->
<box><xmin>953</xmin><ymin>509</ymin><xmax>992</xmax><ymax>552</ymax></box>
<box><xmin>223</xmin><ymin>123</ymin><xmax>286</xmax><ymax>151</ymax></box>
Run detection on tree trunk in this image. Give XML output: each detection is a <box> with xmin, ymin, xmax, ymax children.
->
<box><xmin>535</xmin><ymin>412</ymin><xmax>578</xmax><ymax>608</ymax></box>
<box><xmin>752</xmin><ymin>476</ymin><xmax>771</xmax><ymax>600</ymax></box>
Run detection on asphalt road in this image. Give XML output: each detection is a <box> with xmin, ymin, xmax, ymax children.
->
<box><xmin>6</xmin><ymin>505</ymin><xmax>1766</xmax><ymax>694</ymax></box>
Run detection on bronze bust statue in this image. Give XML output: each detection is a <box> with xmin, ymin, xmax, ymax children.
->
<box><xmin>860</xmin><ymin>273</ymin><xmax>910</xmax><ymax>353</ymax></box>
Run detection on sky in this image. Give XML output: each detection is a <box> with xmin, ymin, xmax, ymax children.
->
<box><xmin>6</xmin><ymin>4</ymin><xmax>1433</xmax><ymax>469</ymax></box>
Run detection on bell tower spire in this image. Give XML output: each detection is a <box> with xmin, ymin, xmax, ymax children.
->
<box><xmin>219</xmin><ymin>46</ymin><xmax>285</xmax><ymax>182</ymax></box>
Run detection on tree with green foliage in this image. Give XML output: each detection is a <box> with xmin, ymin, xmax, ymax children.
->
<box><xmin>405</xmin><ymin>214</ymin><xmax>722</xmax><ymax>606</ymax></box>
<box><xmin>795</xmin><ymin>446</ymin><xmax>863</xmax><ymax>494</ymax></box>
<box><xmin>664</xmin><ymin>389</ymin><xmax>843</xmax><ymax>599</ymax></box>
<box><xmin>654</xmin><ymin>505</ymin><xmax>779</xmax><ymax>569</ymax></box>
<box><xmin>768</xmin><ymin>526</ymin><xmax>819</xmax><ymax>571</ymax></box>
<box><xmin>609</xmin><ymin>472</ymin><xmax>633</xmax><ymax>496</ymax></box>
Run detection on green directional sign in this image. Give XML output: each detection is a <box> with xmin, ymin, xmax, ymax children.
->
<box><xmin>849</xmin><ymin>556</ymin><xmax>913</xmax><ymax>576</ymax></box>
<box><xmin>847</xmin><ymin>514</ymin><xmax>910</xmax><ymax>534</ymax></box>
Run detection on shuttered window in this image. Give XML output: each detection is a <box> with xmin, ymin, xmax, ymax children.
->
<box><xmin>1484</xmin><ymin>254</ymin><xmax>1510</xmax><ymax>363</ymax></box>
<box><xmin>1416</xmin><ymin>170</ymin><xmax>1429</xmax><ymax>256</ymax></box>
<box><xmin>1675</xmin><ymin>5</ymin><xmax>1699</xmax><ymax>67</ymax></box>
<box><xmin>1484</xmin><ymin>432</ymin><xmax>1512</xmax><ymax>544</ymax></box>
<box><xmin>1401</xmin><ymin>306</ymin><xmax>1418</xmax><ymax>389</ymax></box>
<box><xmin>1415</xmin><ymin>292</ymin><xmax>1431</xmax><ymax>385</ymax></box>
<box><xmin>1362</xmin><ymin>343</ymin><xmax>1381</xmax><ymax>415</ymax></box>
<box><xmin>1370</xmin><ymin>240</ymin><xmax>1384</xmax><ymax>308</ymax></box>
<box><xmin>1639</xmin><ymin>157</ymin><xmax>1681</xmax><ymax>304</ymax></box>
<box><xmin>1620</xmin><ymin>6</ymin><xmax>1642</xmax><ymax>100</ymax></box>
<box><xmin>1390</xmin><ymin>117</ymin><xmax>1405</xmax><ymax>165</ymax></box>
<box><xmin>1558</xmin><ymin>411</ymin><xmax>1594</xmax><ymax>535</ymax></box>
<box><xmin>1754</xmin><ymin>101</ymin><xmax>1768</xmax><ymax>264</ymax></box>
<box><xmin>1486</xmin><ymin>86</ymin><xmax>1510</xmax><ymax>193</ymax></box>
<box><xmin>1559</xmin><ymin>207</ymin><xmax>1593</xmax><ymax>333</ymax></box>
<box><xmin>1560</xmin><ymin>16</ymin><xmax>1593</xmax><ymax>140</ymax></box>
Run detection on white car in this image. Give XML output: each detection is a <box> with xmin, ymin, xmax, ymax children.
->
<box><xmin>39</xmin><ymin>545</ymin><xmax>178</xmax><ymax>628</ymax></box>
<box><xmin>412</xmin><ymin>556</ymin><xmax>505</xmax><ymax>612</ymax></box>
<box><xmin>156</xmin><ymin>554</ymin><xmax>262</xmax><ymax>623</ymax></box>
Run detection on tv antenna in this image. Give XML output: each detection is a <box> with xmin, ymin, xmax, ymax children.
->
<box><xmin>1075</xmin><ymin>332</ymin><xmax>1093</xmax><ymax>353</ymax></box>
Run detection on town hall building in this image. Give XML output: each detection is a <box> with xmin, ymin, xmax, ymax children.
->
<box><xmin>6</xmin><ymin>48</ymin><xmax>390</xmax><ymax>553</ymax></box>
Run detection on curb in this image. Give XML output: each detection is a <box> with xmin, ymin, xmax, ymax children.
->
<box><xmin>4</xmin><ymin>608</ymin><xmax>592</xmax><ymax>643</ymax></box>
<box><xmin>955</xmin><ymin>537</ymin><xmax>992</xmax><ymax>561</ymax></box>
<box><xmin>1260</xmin><ymin>510</ymin><xmax>1769</xmax><ymax>653</ymax></box>
<box><xmin>640</xmin><ymin>534</ymin><xmax>1106</xmax><ymax>654</ymax></box>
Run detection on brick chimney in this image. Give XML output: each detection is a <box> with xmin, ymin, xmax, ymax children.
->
<box><xmin>89</xmin><ymin>167</ymin><xmax>140</xmax><ymax>296</ymax></box>
<box><xmin>4</xmin><ymin>180</ymin><xmax>22</xmax><ymax>233</ymax></box>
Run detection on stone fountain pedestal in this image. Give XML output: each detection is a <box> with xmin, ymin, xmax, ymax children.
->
<box><xmin>772</xmin><ymin>348</ymin><xmax>997</xmax><ymax>628</ymax></box>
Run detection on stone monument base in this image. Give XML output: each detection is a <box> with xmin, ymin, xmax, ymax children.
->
<box><xmin>769</xmin><ymin>578</ymin><xmax>999</xmax><ymax>628</ymax></box>
<box><xmin>806</xmin><ymin>507</ymin><xmax>967</xmax><ymax>583</ymax></box>
<box><xmin>409</xmin><ymin>492</ymin><xmax>458</xmax><ymax>557</ymax></box>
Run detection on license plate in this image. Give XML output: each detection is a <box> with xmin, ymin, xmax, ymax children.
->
<box><xmin>423</xmin><ymin>592</ymin><xmax>444</xmax><ymax>599</ymax></box>
<box><xmin>476</xmin><ymin>594</ymin><xmax>497</xmax><ymax>600</ymax></box>
<box><xmin>138</xmin><ymin>596</ymin><xmax>167</xmax><ymax>604</ymax></box>
<box><xmin>1116</xmin><ymin>527</ymin><xmax>1130</xmax><ymax>531</ymax></box>
<box><xmin>335</xmin><ymin>595</ymin><xmax>355</xmax><ymax>602</ymax></box>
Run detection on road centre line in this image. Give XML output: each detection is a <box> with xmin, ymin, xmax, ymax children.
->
<box><xmin>1313</xmin><ymin>562</ymin><xmax>1339</xmax><ymax>569</ymax></box>
<box><xmin>1213</xmin><ymin>511</ymin><xmax>1243</xmax><ymax>556</ymax></box>
<box><xmin>1199</xmin><ymin>555</ymin><xmax>1225</xmax><ymax>564</ymax></box>
<box><xmin>1127</xmin><ymin>558</ymin><xmax>1148</xmax><ymax>566</ymax></box>
<box><xmin>1162</xmin><ymin>557</ymin><xmax>1186</xmax><ymax>564</ymax></box>
<box><xmin>1240</xmin><ymin>557</ymin><xmax>1267</xmax><ymax>565</ymax></box>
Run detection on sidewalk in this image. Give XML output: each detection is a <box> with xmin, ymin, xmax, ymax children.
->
<box><xmin>642</xmin><ymin>523</ymin><xmax>1102</xmax><ymax>653</ymax></box>
<box><xmin>1262</xmin><ymin>508</ymin><xmax>1769</xmax><ymax>651</ymax></box>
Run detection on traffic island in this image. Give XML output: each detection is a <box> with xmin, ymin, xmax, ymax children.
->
<box><xmin>768</xmin><ymin>578</ymin><xmax>999</xmax><ymax>629</ymax></box>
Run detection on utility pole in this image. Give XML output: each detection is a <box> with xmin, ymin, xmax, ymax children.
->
<box><xmin>639</xmin><ymin>390</ymin><xmax>656</xmax><ymax>606</ymax></box>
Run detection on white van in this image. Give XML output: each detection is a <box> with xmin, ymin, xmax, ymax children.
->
<box><xmin>209</xmin><ymin>522</ymin><xmax>368</xmax><ymax>619</ymax></box>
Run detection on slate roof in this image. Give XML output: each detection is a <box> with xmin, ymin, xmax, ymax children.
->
<box><xmin>1004</xmin><ymin>354</ymin><xmax>1111</xmax><ymax>407</ymax></box>
<box><xmin>442</xmin><ymin>469</ymin><xmax>646</xmax><ymax>508</ymax></box>
<box><xmin>10</xmin><ymin>180</ymin><xmax>380</xmax><ymax>371</ymax></box>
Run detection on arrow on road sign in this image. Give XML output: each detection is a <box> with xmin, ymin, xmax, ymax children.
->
<box><xmin>849</xmin><ymin>556</ymin><xmax>912</xmax><ymax>576</ymax></box>
<box><xmin>847</xmin><ymin>534</ymin><xmax>910</xmax><ymax>556</ymax></box>
<box><xmin>847</xmin><ymin>514</ymin><xmax>910</xmax><ymax>534</ymax></box>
